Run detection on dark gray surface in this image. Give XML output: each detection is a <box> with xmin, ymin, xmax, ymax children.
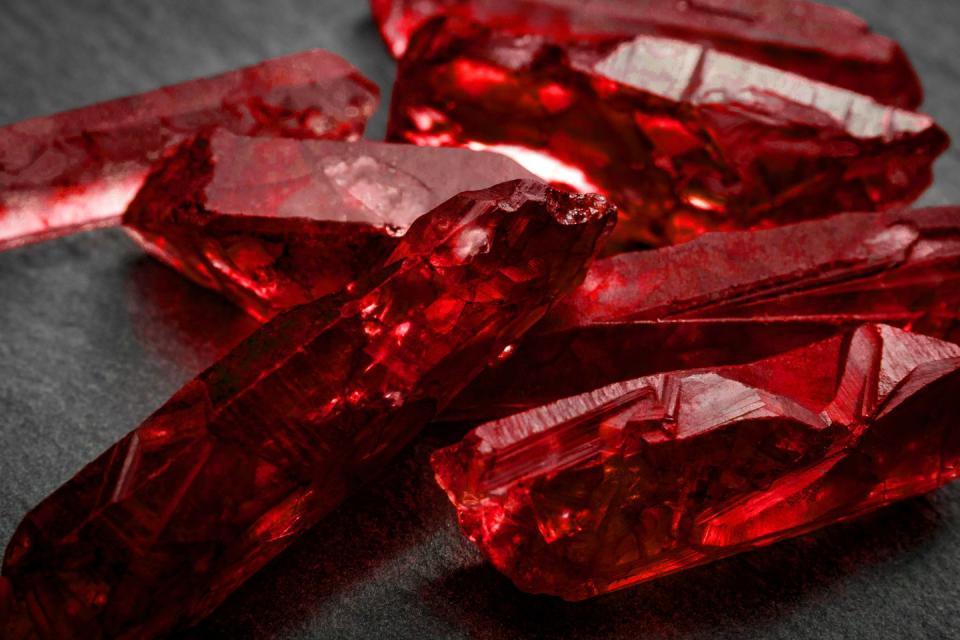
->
<box><xmin>0</xmin><ymin>1</ymin><xmax>958</xmax><ymax>638</ymax></box>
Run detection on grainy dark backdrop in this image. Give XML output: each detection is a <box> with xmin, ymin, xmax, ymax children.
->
<box><xmin>1</xmin><ymin>1</ymin><xmax>959</xmax><ymax>638</ymax></box>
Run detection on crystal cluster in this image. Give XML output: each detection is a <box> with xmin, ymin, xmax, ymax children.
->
<box><xmin>0</xmin><ymin>0</ymin><xmax>958</xmax><ymax>634</ymax></box>
<box><xmin>434</xmin><ymin>324</ymin><xmax>960</xmax><ymax>599</ymax></box>
<box><xmin>0</xmin><ymin>50</ymin><xmax>378</xmax><ymax>250</ymax></box>
<box><xmin>388</xmin><ymin>17</ymin><xmax>948</xmax><ymax>247</ymax></box>
<box><xmin>448</xmin><ymin>207</ymin><xmax>960</xmax><ymax>419</ymax></box>
<box><xmin>0</xmin><ymin>181</ymin><xmax>615</xmax><ymax>638</ymax></box>
<box><xmin>124</xmin><ymin>131</ymin><xmax>538</xmax><ymax>320</ymax></box>
<box><xmin>372</xmin><ymin>0</ymin><xmax>923</xmax><ymax>108</ymax></box>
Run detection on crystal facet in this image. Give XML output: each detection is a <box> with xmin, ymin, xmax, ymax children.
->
<box><xmin>124</xmin><ymin>131</ymin><xmax>538</xmax><ymax>321</ymax></box>
<box><xmin>0</xmin><ymin>50</ymin><xmax>378</xmax><ymax>250</ymax></box>
<box><xmin>372</xmin><ymin>0</ymin><xmax>922</xmax><ymax>108</ymax></box>
<box><xmin>0</xmin><ymin>180</ymin><xmax>615</xmax><ymax>639</ymax></box>
<box><xmin>447</xmin><ymin>207</ymin><xmax>960</xmax><ymax>420</ymax></box>
<box><xmin>388</xmin><ymin>18</ymin><xmax>948</xmax><ymax>247</ymax></box>
<box><xmin>434</xmin><ymin>324</ymin><xmax>960</xmax><ymax>600</ymax></box>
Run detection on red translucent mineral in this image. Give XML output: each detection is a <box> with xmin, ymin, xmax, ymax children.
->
<box><xmin>434</xmin><ymin>324</ymin><xmax>960</xmax><ymax>600</ymax></box>
<box><xmin>389</xmin><ymin>18</ymin><xmax>948</xmax><ymax>247</ymax></box>
<box><xmin>372</xmin><ymin>0</ymin><xmax>922</xmax><ymax>108</ymax></box>
<box><xmin>447</xmin><ymin>207</ymin><xmax>960</xmax><ymax>420</ymax></box>
<box><xmin>0</xmin><ymin>180</ymin><xmax>615</xmax><ymax>639</ymax></box>
<box><xmin>0</xmin><ymin>50</ymin><xmax>378</xmax><ymax>251</ymax></box>
<box><xmin>124</xmin><ymin>131</ymin><xmax>538</xmax><ymax>321</ymax></box>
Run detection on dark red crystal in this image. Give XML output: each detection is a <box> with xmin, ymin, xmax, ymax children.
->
<box><xmin>0</xmin><ymin>180</ymin><xmax>615</xmax><ymax>639</ymax></box>
<box><xmin>372</xmin><ymin>0</ymin><xmax>922</xmax><ymax>108</ymax></box>
<box><xmin>124</xmin><ymin>131</ymin><xmax>538</xmax><ymax>321</ymax></box>
<box><xmin>434</xmin><ymin>324</ymin><xmax>960</xmax><ymax>600</ymax></box>
<box><xmin>0</xmin><ymin>50</ymin><xmax>378</xmax><ymax>251</ymax></box>
<box><xmin>388</xmin><ymin>18</ymin><xmax>948</xmax><ymax>247</ymax></box>
<box><xmin>447</xmin><ymin>207</ymin><xmax>960</xmax><ymax>420</ymax></box>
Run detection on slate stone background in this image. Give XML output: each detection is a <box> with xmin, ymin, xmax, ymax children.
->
<box><xmin>1</xmin><ymin>1</ymin><xmax>958</xmax><ymax>638</ymax></box>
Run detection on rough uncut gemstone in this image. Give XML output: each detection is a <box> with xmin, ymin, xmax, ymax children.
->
<box><xmin>388</xmin><ymin>18</ymin><xmax>948</xmax><ymax>247</ymax></box>
<box><xmin>0</xmin><ymin>180</ymin><xmax>615</xmax><ymax>639</ymax></box>
<box><xmin>0</xmin><ymin>50</ymin><xmax>378</xmax><ymax>251</ymax></box>
<box><xmin>434</xmin><ymin>324</ymin><xmax>960</xmax><ymax>600</ymax></box>
<box><xmin>124</xmin><ymin>131</ymin><xmax>538</xmax><ymax>321</ymax></box>
<box><xmin>372</xmin><ymin>0</ymin><xmax>922</xmax><ymax>108</ymax></box>
<box><xmin>447</xmin><ymin>207</ymin><xmax>960</xmax><ymax>420</ymax></box>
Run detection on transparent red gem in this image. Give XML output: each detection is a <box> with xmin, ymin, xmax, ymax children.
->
<box><xmin>447</xmin><ymin>207</ymin><xmax>960</xmax><ymax>420</ymax></box>
<box><xmin>434</xmin><ymin>324</ymin><xmax>960</xmax><ymax>600</ymax></box>
<box><xmin>372</xmin><ymin>0</ymin><xmax>922</xmax><ymax>108</ymax></box>
<box><xmin>388</xmin><ymin>18</ymin><xmax>948</xmax><ymax>248</ymax></box>
<box><xmin>0</xmin><ymin>50</ymin><xmax>378</xmax><ymax>251</ymax></box>
<box><xmin>0</xmin><ymin>180</ymin><xmax>615</xmax><ymax>639</ymax></box>
<box><xmin>124</xmin><ymin>131</ymin><xmax>538</xmax><ymax>321</ymax></box>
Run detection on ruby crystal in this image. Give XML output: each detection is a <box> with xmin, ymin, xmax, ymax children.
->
<box><xmin>372</xmin><ymin>0</ymin><xmax>922</xmax><ymax>108</ymax></box>
<box><xmin>388</xmin><ymin>18</ymin><xmax>948</xmax><ymax>247</ymax></box>
<box><xmin>434</xmin><ymin>324</ymin><xmax>960</xmax><ymax>600</ymax></box>
<box><xmin>0</xmin><ymin>180</ymin><xmax>615</xmax><ymax>639</ymax></box>
<box><xmin>0</xmin><ymin>50</ymin><xmax>378</xmax><ymax>251</ymax></box>
<box><xmin>447</xmin><ymin>207</ymin><xmax>960</xmax><ymax>420</ymax></box>
<box><xmin>124</xmin><ymin>131</ymin><xmax>538</xmax><ymax>321</ymax></box>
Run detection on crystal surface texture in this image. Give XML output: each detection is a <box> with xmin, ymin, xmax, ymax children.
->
<box><xmin>0</xmin><ymin>180</ymin><xmax>615</xmax><ymax>639</ymax></box>
<box><xmin>447</xmin><ymin>207</ymin><xmax>960</xmax><ymax>420</ymax></box>
<box><xmin>388</xmin><ymin>18</ymin><xmax>947</xmax><ymax>247</ymax></box>
<box><xmin>0</xmin><ymin>50</ymin><xmax>378</xmax><ymax>250</ymax></box>
<box><xmin>371</xmin><ymin>0</ymin><xmax>922</xmax><ymax>108</ymax></box>
<box><xmin>124</xmin><ymin>131</ymin><xmax>539</xmax><ymax>321</ymax></box>
<box><xmin>434</xmin><ymin>324</ymin><xmax>960</xmax><ymax>599</ymax></box>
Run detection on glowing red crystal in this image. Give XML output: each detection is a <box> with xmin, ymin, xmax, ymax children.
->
<box><xmin>124</xmin><ymin>131</ymin><xmax>538</xmax><ymax>321</ymax></box>
<box><xmin>434</xmin><ymin>324</ymin><xmax>960</xmax><ymax>600</ymax></box>
<box><xmin>0</xmin><ymin>50</ymin><xmax>378</xmax><ymax>251</ymax></box>
<box><xmin>372</xmin><ymin>0</ymin><xmax>922</xmax><ymax>108</ymax></box>
<box><xmin>0</xmin><ymin>180</ymin><xmax>615</xmax><ymax>639</ymax></box>
<box><xmin>388</xmin><ymin>18</ymin><xmax>948</xmax><ymax>247</ymax></box>
<box><xmin>447</xmin><ymin>207</ymin><xmax>960</xmax><ymax>420</ymax></box>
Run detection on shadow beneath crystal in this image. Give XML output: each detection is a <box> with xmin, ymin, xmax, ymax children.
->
<box><xmin>123</xmin><ymin>253</ymin><xmax>260</xmax><ymax>374</ymax></box>
<box><xmin>418</xmin><ymin>494</ymin><xmax>949</xmax><ymax>639</ymax></box>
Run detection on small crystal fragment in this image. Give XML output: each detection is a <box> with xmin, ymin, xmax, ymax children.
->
<box><xmin>372</xmin><ymin>0</ymin><xmax>922</xmax><ymax>107</ymax></box>
<box><xmin>434</xmin><ymin>324</ymin><xmax>960</xmax><ymax>599</ymax></box>
<box><xmin>0</xmin><ymin>50</ymin><xmax>378</xmax><ymax>251</ymax></box>
<box><xmin>388</xmin><ymin>18</ymin><xmax>948</xmax><ymax>247</ymax></box>
<box><xmin>124</xmin><ymin>131</ymin><xmax>538</xmax><ymax>321</ymax></box>
<box><xmin>0</xmin><ymin>180</ymin><xmax>615</xmax><ymax>639</ymax></box>
<box><xmin>447</xmin><ymin>207</ymin><xmax>960</xmax><ymax>420</ymax></box>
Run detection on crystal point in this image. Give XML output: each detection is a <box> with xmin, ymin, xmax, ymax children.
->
<box><xmin>447</xmin><ymin>207</ymin><xmax>960</xmax><ymax>420</ymax></box>
<box><xmin>372</xmin><ymin>0</ymin><xmax>922</xmax><ymax>108</ymax></box>
<box><xmin>388</xmin><ymin>18</ymin><xmax>947</xmax><ymax>247</ymax></box>
<box><xmin>433</xmin><ymin>324</ymin><xmax>960</xmax><ymax>600</ymax></box>
<box><xmin>124</xmin><ymin>131</ymin><xmax>539</xmax><ymax>320</ymax></box>
<box><xmin>0</xmin><ymin>50</ymin><xmax>378</xmax><ymax>251</ymax></box>
<box><xmin>1</xmin><ymin>180</ymin><xmax>615</xmax><ymax>638</ymax></box>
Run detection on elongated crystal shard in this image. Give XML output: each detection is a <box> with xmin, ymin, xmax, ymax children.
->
<box><xmin>124</xmin><ymin>131</ymin><xmax>538</xmax><ymax>321</ymax></box>
<box><xmin>372</xmin><ymin>0</ymin><xmax>922</xmax><ymax>108</ymax></box>
<box><xmin>0</xmin><ymin>180</ymin><xmax>615</xmax><ymax>639</ymax></box>
<box><xmin>447</xmin><ymin>207</ymin><xmax>960</xmax><ymax>420</ymax></box>
<box><xmin>434</xmin><ymin>324</ymin><xmax>960</xmax><ymax>600</ymax></box>
<box><xmin>0</xmin><ymin>50</ymin><xmax>378</xmax><ymax>251</ymax></box>
<box><xmin>389</xmin><ymin>18</ymin><xmax>948</xmax><ymax>247</ymax></box>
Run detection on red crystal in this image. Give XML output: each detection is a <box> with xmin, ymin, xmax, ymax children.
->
<box><xmin>433</xmin><ymin>324</ymin><xmax>960</xmax><ymax>600</ymax></box>
<box><xmin>0</xmin><ymin>180</ymin><xmax>615</xmax><ymax>639</ymax></box>
<box><xmin>124</xmin><ymin>131</ymin><xmax>538</xmax><ymax>321</ymax></box>
<box><xmin>372</xmin><ymin>0</ymin><xmax>922</xmax><ymax>108</ymax></box>
<box><xmin>447</xmin><ymin>207</ymin><xmax>960</xmax><ymax>420</ymax></box>
<box><xmin>0</xmin><ymin>50</ymin><xmax>378</xmax><ymax>251</ymax></box>
<box><xmin>388</xmin><ymin>18</ymin><xmax>948</xmax><ymax>247</ymax></box>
